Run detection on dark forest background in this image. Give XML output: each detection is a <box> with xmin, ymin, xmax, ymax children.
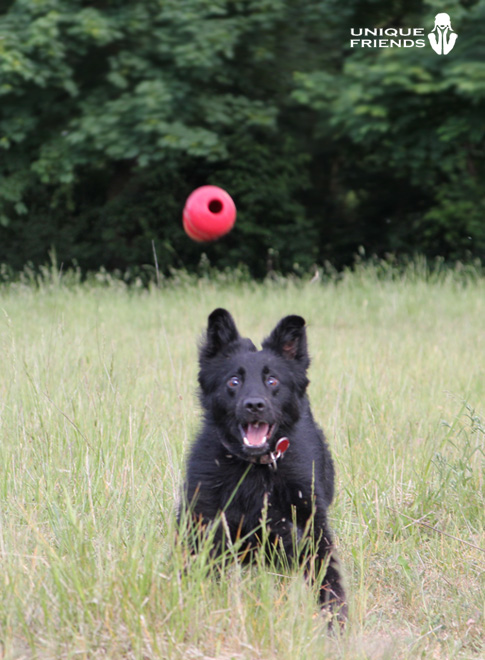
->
<box><xmin>1</xmin><ymin>0</ymin><xmax>484</xmax><ymax>278</ymax></box>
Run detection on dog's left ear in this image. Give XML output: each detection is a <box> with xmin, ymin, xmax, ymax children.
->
<box><xmin>262</xmin><ymin>315</ymin><xmax>310</xmax><ymax>368</ymax></box>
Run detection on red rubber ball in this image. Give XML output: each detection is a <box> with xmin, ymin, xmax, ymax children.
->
<box><xmin>183</xmin><ymin>186</ymin><xmax>236</xmax><ymax>242</ymax></box>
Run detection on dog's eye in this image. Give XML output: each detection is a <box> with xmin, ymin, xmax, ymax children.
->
<box><xmin>266</xmin><ymin>376</ymin><xmax>279</xmax><ymax>388</ymax></box>
<box><xmin>227</xmin><ymin>376</ymin><xmax>241</xmax><ymax>389</ymax></box>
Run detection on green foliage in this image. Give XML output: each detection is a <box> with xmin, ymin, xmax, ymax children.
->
<box><xmin>0</xmin><ymin>0</ymin><xmax>484</xmax><ymax>274</ymax></box>
<box><xmin>0</xmin><ymin>0</ymin><xmax>321</xmax><ymax>273</ymax></box>
<box><xmin>292</xmin><ymin>0</ymin><xmax>485</xmax><ymax>263</ymax></box>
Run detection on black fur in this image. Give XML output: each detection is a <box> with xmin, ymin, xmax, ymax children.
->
<box><xmin>178</xmin><ymin>308</ymin><xmax>347</xmax><ymax>620</ymax></box>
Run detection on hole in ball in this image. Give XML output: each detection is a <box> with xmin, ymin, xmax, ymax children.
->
<box><xmin>208</xmin><ymin>199</ymin><xmax>223</xmax><ymax>214</ymax></box>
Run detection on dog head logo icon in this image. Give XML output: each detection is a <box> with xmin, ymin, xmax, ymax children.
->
<box><xmin>428</xmin><ymin>12</ymin><xmax>458</xmax><ymax>54</ymax></box>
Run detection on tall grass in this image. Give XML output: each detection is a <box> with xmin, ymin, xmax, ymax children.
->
<box><xmin>0</xmin><ymin>262</ymin><xmax>483</xmax><ymax>658</ymax></box>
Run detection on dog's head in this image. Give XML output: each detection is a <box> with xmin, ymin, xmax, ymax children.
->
<box><xmin>198</xmin><ymin>308</ymin><xmax>310</xmax><ymax>458</ymax></box>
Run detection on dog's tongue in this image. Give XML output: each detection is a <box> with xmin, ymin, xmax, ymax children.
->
<box><xmin>245</xmin><ymin>422</ymin><xmax>269</xmax><ymax>446</ymax></box>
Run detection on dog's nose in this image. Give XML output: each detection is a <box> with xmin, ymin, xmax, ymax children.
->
<box><xmin>244</xmin><ymin>397</ymin><xmax>267</xmax><ymax>414</ymax></box>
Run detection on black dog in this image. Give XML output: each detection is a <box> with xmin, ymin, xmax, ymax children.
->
<box><xmin>178</xmin><ymin>308</ymin><xmax>347</xmax><ymax>620</ymax></box>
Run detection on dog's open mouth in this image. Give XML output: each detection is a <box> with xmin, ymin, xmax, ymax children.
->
<box><xmin>239</xmin><ymin>422</ymin><xmax>275</xmax><ymax>448</ymax></box>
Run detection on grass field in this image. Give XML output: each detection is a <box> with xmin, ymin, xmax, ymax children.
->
<box><xmin>0</xmin><ymin>263</ymin><xmax>484</xmax><ymax>659</ymax></box>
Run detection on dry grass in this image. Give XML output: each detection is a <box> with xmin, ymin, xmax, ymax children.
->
<box><xmin>0</xmin><ymin>263</ymin><xmax>483</xmax><ymax>658</ymax></box>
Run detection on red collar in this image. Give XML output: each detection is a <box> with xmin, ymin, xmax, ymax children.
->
<box><xmin>250</xmin><ymin>437</ymin><xmax>290</xmax><ymax>470</ymax></box>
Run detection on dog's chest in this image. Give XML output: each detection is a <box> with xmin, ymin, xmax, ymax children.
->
<box><xmin>220</xmin><ymin>463</ymin><xmax>294</xmax><ymax>526</ymax></box>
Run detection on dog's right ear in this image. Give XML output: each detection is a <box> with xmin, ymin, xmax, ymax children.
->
<box><xmin>200</xmin><ymin>308</ymin><xmax>240</xmax><ymax>359</ymax></box>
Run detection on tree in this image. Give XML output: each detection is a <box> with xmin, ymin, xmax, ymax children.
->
<box><xmin>1</xmin><ymin>0</ymin><xmax>325</xmax><ymax>274</ymax></box>
<box><xmin>292</xmin><ymin>0</ymin><xmax>485</xmax><ymax>263</ymax></box>
<box><xmin>1</xmin><ymin>0</ymin><xmax>484</xmax><ymax>275</ymax></box>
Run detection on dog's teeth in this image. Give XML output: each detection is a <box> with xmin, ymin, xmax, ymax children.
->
<box><xmin>243</xmin><ymin>436</ymin><xmax>250</xmax><ymax>446</ymax></box>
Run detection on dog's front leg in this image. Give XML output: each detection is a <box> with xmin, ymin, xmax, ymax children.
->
<box><xmin>265</xmin><ymin>513</ymin><xmax>298</xmax><ymax>565</ymax></box>
<box><xmin>312</xmin><ymin>513</ymin><xmax>347</xmax><ymax>623</ymax></box>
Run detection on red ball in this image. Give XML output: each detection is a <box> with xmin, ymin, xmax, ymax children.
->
<box><xmin>183</xmin><ymin>186</ymin><xmax>236</xmax><ymax>242</ymax></box>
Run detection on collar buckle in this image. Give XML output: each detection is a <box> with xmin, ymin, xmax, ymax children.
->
<box><xmin>261</xmin><ymin>437</ymin><xmax>290</xmax><ymax>470</ymax></box>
